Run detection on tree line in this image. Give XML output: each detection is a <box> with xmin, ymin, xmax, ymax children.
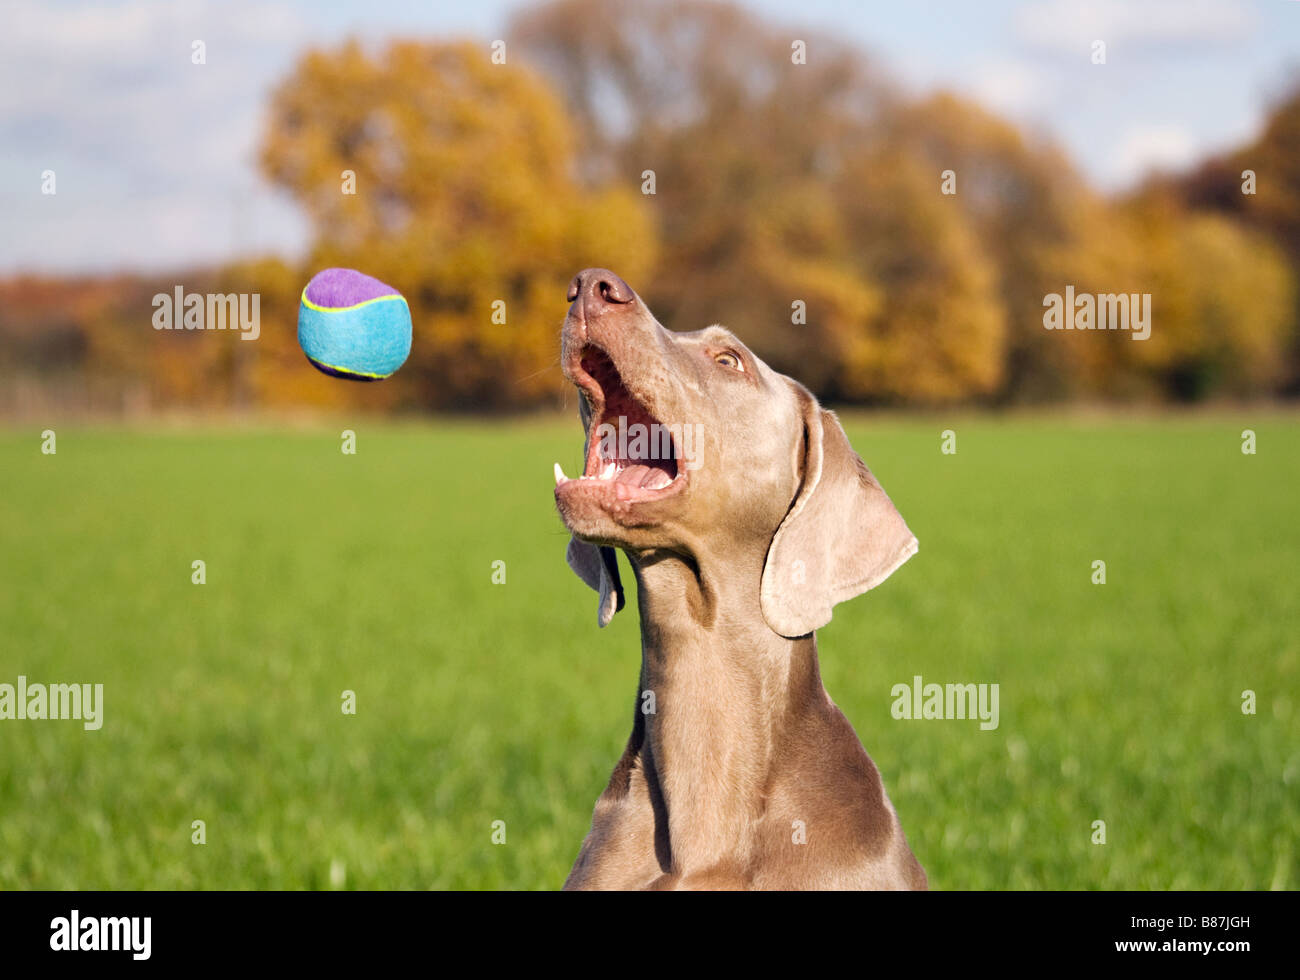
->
<box><xmin>2</xmin><ymin>0</ymin><xmax>1297</xmax><ymax>416</ymax></box>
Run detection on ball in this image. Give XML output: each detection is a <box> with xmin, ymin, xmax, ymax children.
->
<box><xmin>297</xmin><ymin>268</ymin><xmax>412</xmax><ymax>381</ymax></box>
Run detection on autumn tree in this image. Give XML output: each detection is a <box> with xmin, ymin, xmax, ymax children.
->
<box><xmin>1106</xmin><ymin>190</ymin><xmax>1293</xmax><ymax>399</ymax></box>
<box><xmin>511</xmin><ymin>0</ymin><xmax>1008</xmax><ymax>404</ymax></box>
<box><xmin>261</xmin><ymin>39</ymin><xmax>657</xmax><ymax>409</ymax></box>
<box><xmin>880</xmin><ymin>93</ymin><xmax>1158</xmax><ymax>402</ymax></box>
<box><xmin>1174</xmin><ymin>79</ymin><xmax>1300</xmax><ymax>393</ymax></box>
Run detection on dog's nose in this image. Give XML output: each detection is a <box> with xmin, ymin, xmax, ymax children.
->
<box><xmin>567</xmin><ymin>268</ymin><xmax>636</xmax><ymax>317</ymax></box>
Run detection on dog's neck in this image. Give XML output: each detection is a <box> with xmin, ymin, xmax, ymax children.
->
<box><xmin>627</xmin><ymin>548</ymin><xmax>826</xmax><ymax>879</ymax></box>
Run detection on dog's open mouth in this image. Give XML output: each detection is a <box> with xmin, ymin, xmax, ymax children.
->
<box><xmin>555</xmin><ymin>345</ymin><xmax>687</xmax><ymax>506</ymax></box>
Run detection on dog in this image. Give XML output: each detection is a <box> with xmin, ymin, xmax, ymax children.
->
<box><xmin>553</xmin><ymin>268</ymin><xmax>926</xmax><ymax>890</ymax></box>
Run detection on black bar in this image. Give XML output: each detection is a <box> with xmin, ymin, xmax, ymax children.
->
<box><xmin>0</xmin><ymin>890</ymin><xmax>1288</xmax><ymax>966</ymax></box>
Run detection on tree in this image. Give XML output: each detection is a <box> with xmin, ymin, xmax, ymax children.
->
<box><xmin>830</xmin><ymin>147</ymin><xmax>1006</xmax><ymax>402</ymax></box>
<box><xmin>1168</xmin><ymin>77</ymin><xmax>1300</xmax><ymax>393</ymax></box>
<box><xmin>883</xmin><ymin>93</ymin><xmax>1137</xmax><ymax>402</ymax></box>
<box><xmin>512</xmin><ymin>0</ymin><xmax>1006</xmax><ymax>404</ymax></box>
<box><xmin>1116</xmin><ymin>193</ymin><xmax>1293</xmax><ymax>399</ymax></box>
<box><xmin>261</xmin><ymin>40</ymin><xmax>657</xmax><ymax>409</ymax></box>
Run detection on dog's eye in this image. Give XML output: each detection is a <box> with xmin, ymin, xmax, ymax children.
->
<box><xmin>714</xmin><ymin>351</ymin><xmax>744</xmax><ymax>372</ymax></box>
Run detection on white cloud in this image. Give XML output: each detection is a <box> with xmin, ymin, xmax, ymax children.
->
<box><xmin>969</xmin><ymin>60</ymin><xmax>1052</xmax><ymax>117</ymax></box>
<box><xmin>1017</xmin><ymin>0</ymin><xmax>1257</xmax><ymax>53</ymax></box>
<box><xmin>1109</xmin><ymin>125</ymin><xmax>1199</xmax><ymax>186</ymax></box>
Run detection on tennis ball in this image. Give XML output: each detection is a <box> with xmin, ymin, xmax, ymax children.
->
<box><xmin>297</xmin><ymin>268</ymin><xmax>412</xmax><ymax>381</ymax></box>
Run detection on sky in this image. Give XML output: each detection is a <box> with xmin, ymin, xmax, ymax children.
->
<box><xmin>1</xmin><ymin>0</ymin><xmax>1297</xmax><ymax>274</ymax></box>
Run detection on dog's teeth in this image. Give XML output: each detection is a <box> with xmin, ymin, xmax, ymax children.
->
<box><xmin>554</xmin><ymin>462</ymin><xmax>567</xmax><ymax>486</ymax></box>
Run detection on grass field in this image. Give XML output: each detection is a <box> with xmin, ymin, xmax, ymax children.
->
<box><xmin>1</xmin><ymin>413</ymin><xmax>1297</xmax><ymax>890</ymax></box>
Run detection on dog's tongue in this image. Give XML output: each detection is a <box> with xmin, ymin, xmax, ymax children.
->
<box><xmin>616</xmin><ymin>462</ymin><xmax>673</xmax><ymax>489</ymax></box>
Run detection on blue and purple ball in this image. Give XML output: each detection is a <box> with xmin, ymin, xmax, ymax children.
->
<box><xmin>298</xmin><ymin>268</ymin><xmax>412</xmax><ymax>381</ymax></box>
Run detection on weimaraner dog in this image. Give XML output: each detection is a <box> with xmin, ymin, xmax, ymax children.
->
<box><xmin>553</xmin><ymin>268</ymin><xmax>926</xmax><ymax>890</ymax></box>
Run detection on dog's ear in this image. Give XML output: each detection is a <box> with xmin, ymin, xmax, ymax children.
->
<box><xmin>566</xmin><ymin>536</ymin><xmax>625</xmax><ymax>628</ymax></box>
<box><xmin>760</xmin><ymin>385</ymin><xmax>917</xmax><ymax>638</ymax></box>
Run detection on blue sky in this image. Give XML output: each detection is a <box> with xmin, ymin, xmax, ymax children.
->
<box><xmin>2</xmin><ymin>0</ymin><xmax>1297</xmax><ymax>274</ymax></box>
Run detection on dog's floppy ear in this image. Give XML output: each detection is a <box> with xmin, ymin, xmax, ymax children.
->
<box><xmin>761</xmin><ymin>385</ymin><xmax>917</xmax><ymax>638</ymax></box>
<box><xmin>566</xmin><ymin>536</ymin><xmax>625</xmax><ymax>628</ymax></box>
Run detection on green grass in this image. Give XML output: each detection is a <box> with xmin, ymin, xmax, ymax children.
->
<box><xmin>1</xmin><ymin>413</ymin><xmax>1296</xmax><ymax>889</ymax></box>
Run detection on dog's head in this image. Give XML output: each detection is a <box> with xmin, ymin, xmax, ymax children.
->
<box><xmin>555</xmin><ymin>268</ymin><xmax>917</xmax><ymax>637</ymax></box>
